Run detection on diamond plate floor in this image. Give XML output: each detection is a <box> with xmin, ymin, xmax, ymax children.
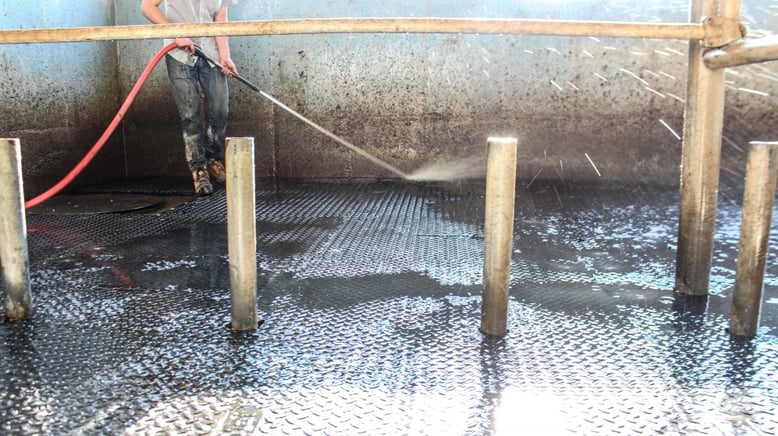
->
<box><xmin>1</xmin><ymin>180</ymin><xmax>777</xmax><ymax>435</ymax></box>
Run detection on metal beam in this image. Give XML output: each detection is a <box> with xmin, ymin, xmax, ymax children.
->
<box><xmin>675</xmin><ymin>0</ymin><xmax>739</xmax><ymax>296</ymax></box>
<box><xmin>704</xmin><ymin>35</ymin><xmax>778</xmax><ymax>69</ymax></box>
<box><xmin>0</xmin><ymin>18</ymin><xmax>705</xmax><ymax>44</ymax></box>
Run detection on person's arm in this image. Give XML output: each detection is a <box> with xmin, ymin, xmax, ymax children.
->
<box><xmin>214</xmin><ymin>5</ymin><xmax>238</xmax><ymax>76</ymax></box>
<box><xmin>140</xmin><ymin>0</ymin><xmax>195</xmax><ymax>52</ymax></box>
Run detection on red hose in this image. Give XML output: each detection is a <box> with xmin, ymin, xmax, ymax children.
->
<box><xmin>25</xmin><ymin>42</ymin><xmax>179</xmax><ymax>209</ymax></box>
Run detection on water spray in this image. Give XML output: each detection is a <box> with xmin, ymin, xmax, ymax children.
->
<box><xmin>23</xmin><ymin>43</ymin><xmax>475</xmax><ymax>209</ymax></box>
<box><xmin>193</xmin><ymin>46</ymin><xmax>410</xmax><ymax>179</ymax></box>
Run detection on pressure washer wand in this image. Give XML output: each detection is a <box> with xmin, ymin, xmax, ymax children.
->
<box><xmin>193</xmin><ymin>46</ymin><xmax>410</xmax><ymax>179</ymax></box>
<box><xmin>193</xmin><ymin>46</ymin><xmax>260</xmax><ymax>92</ymax></box>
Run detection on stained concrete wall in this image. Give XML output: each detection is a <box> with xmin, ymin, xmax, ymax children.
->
<box><xmin>0</xmin><ymin>1</ymin><xmax>121</xmax><ymax>197</ymax></box>
<box><xmin>2</xmin><ymin>1</ymin><xmax>777</xmax><ymax>196</ymax></box>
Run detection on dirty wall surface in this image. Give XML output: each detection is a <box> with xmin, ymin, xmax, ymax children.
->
<box><xmin>0</xmin><ymin>1</ymin><xmax>121</xmax><ymax>197</ymax></box>
<box><xmin>1</xmin><ymin>1</ymin><xmax>777</xmax><ymax>194</ymax></box>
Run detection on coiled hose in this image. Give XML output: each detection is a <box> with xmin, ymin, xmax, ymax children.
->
<box><xmin>24</xmin><ymin>42</ymin><xmax>178</xmax><ymax>209</ymax></box>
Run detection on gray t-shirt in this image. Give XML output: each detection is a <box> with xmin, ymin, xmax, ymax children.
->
<box><xmin>163</xmin><ymin>0</ymin><xmax>237</xmax><ymax>66</ymax></box>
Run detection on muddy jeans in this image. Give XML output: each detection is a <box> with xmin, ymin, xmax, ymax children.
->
<box><xmin>166</xmin><ymin>54</ymin><xmax>229</xmax><ymax>172</ymax></box>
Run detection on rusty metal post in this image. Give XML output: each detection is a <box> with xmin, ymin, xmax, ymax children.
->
<box><xmin>0</xmin><ymin>138</ymin><xmax>33</xmax><ymax>321</ymax></box>
<box><xmin>226</xmin><ymin>137</ymin><xmax>258</xmax><ymax>331</ymax></box>
<box><xmin>675</xmin><ymin>0</ymin><xmax>739</xmax><ymax>296</ymax></box>
<box><xmin>481</xmin><ymin>137</ymin><xmax>518</xmax><ymax>337</ymax></box>
<box><xmin>729</xmin><ymin>141</ymin><xmax>778</xmax><ymax>338</ymax></box>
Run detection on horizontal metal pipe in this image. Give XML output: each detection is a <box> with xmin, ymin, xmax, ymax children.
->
<box><xmin>0</xmin><ymin>18</ymin><xmax>705</xmax><ymax>44</ymax></box>
<box><xmin>704</xmin><ymin>35</ymin><xmax>778</xmax><ymax>69</ymax></box>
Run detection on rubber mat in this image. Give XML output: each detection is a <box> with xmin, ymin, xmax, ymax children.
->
<box><xmin>1</xmin><ymin>180</ymin><xmax>777</xmax><ymax>435</ymax></box>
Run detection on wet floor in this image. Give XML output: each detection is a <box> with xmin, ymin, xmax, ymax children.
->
<box><xmin>2</xmin><ymin>179</ymin><xmax>777</xmax><ymax>435</ymax></box>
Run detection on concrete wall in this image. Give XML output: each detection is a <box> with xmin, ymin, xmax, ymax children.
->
<box><xmin>0</xmin><ymin>1</ymin><xmax>122</xmax><ymax>197</ymax></box>
<box><xmin>2</xmin><ymin>1</ymin><xmax>777</xmax><ymax>196</ymax></box>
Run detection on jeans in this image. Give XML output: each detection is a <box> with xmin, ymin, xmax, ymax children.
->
<box><xmin>166</xmin><ymin>54</ymin><xmax>229</xmax><ymax>172</ymax></box>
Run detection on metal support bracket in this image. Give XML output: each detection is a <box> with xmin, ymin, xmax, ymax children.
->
<box><xmin>702</xmin><ymin>16</ymin><xmax>746</xmax><ymax>48</ymax></box>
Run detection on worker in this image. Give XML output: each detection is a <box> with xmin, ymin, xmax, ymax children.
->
<box><xmin>140</xmin><ymin>0</ymin><xmax>239</xmax><ymax>195</ymax></box>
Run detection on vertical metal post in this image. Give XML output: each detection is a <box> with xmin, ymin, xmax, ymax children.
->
<box><xmin>675</xmin><ymin>0</ymin><xmax>740</xmax><ymax>296</ymax></box>
<box><xmin>481</xmin><ymin>137</ymin><xmax>518</xmax><ymax>337</ymax></box>
<box><xmin>720</xmin><ymin>0</ymin><xmax>742</xmax><ymax>20</ymax></box>
<box><xmin>0</xmin><ymin>138</ymin><xmax>33</xmax><ymax>321</ymax></box>
<box><xmin>226</xmin><ymin>137</ymin><xmax>258</xmax><ymax>331</ymax></box>
<box><xmin>729</xmin><ymin>141</ymin><xmax>778</xmax><ymax>338</ymax></box>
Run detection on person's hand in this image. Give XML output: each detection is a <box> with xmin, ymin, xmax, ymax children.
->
<box><xmin>174</xmin><ymin>37</ymin><xmax>195</xmax><ymax>53</ymax></box>
<box><xmin>220</xmin><ymin>57</ymin><xmax>238</xmax><ymax>77</ymax></box>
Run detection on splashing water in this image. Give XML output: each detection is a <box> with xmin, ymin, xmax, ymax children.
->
<box><xmin>404</xmin><ymin>156</ymin><xmax>487</xmax><ymax>182</ymax></box>
<box><xmin>260</xmin><ymin>90</ymin><xmax>487</xmax><ymax>183</ymax></box>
